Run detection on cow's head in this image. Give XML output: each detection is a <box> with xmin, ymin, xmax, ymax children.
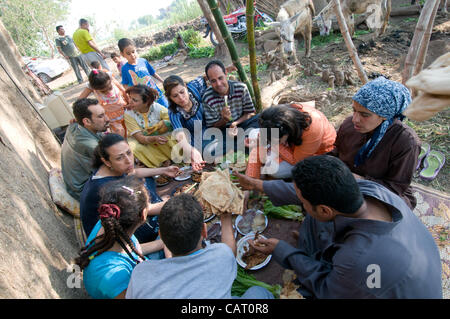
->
<box><xmin>268</xmin><ymin>12</ymin><xmax>301</xmax><ymax>60</ymax></box>
<box><xmin>314</xmin><ymin>13</ymin><xmax>332</xmax><ymax>36</ymax></box>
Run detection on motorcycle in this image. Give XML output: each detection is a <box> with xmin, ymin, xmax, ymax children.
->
<box><xmin>201</xmin><ymin>6</ymin><xmax>274</xmax><ymax>46</ymax></box>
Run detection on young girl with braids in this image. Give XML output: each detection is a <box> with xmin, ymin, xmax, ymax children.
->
<box><xmin>78</xmin><ymin>69</ymin><xmax>128</xmax><ymax>137</ymax></box>
<box><xmin>75</xmin><ymin>175</ymin><xmax>165</xmax><ymax>299</ymax></box>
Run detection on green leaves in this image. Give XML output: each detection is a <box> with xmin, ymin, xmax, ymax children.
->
<box><xmin>263</xmin><ymin>200</ymin><xmax>305</xmax><ymax>222</ymax></box>
<box><xmin>232</xmin><ymin>266</ymin><xmax>281</xmax><ymax>298</ymax></box>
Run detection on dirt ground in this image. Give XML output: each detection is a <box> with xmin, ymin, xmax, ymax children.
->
<box><xmin>42</xmin><ymin>3</ymin><xmax>448</xmax><ymax>294</ymax></box>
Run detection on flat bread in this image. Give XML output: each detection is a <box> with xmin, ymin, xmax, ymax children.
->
<box><xmin>195</xmin><ymin>168</ymin><xmax>244</xmax><ymax>215</ymax></box>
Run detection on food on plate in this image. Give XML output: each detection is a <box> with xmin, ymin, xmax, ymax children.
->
<box><xmin>194</xmin><ymin>169</ymin><xmax>244</xmax><ymax>216</ymax></box>
<box><xmin>175</xmin><ymin>166</ymin><xmax>193</xmax><ymax>180</ymax></box>
<box><xmin>173</xmin><ymin>183</ymin><xmax>197</xmax><ymax>196</ymax></box>
<box><xmin>191</xmin><ymin>171</ymin><xmax>202</xmax><ymax>183</ymax></box>
<box><xmin>206</xmin><ymin>223</ymin><xmax>222</xmax><ymax>244</ymax></box>
<box><xmin>237</xmin><ymin>209</ymin><xmax>266</xmax><ymax>234</ymax></box>
<box><xmin>241</xmin><ymin>233</ymin><xmax>268</xmax><ymax>270</ymax></box>
<box><xmin>155</xmin><ymin>175</ymin><xmax>169</xmax><ymax>185</ymax></box>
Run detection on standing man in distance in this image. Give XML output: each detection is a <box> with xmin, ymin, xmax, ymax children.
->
<box><xmin>72</xmin><ymin>18</ymin><xmax>110</xmax><ymax>71</ymax></box>
<box><xmin>61</xmin><ymin>98</ymin><xmax>110</xmax><ymax>200</ymax></box>
<box><xmin>55</xmin><ymin>25</ymin><xmax>90</xmax><ymax>84</ymax></box>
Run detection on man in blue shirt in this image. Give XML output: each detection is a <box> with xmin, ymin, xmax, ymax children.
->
<box><xmin>236</xmin><ymin>155</ymin><xmax>442</xmax><ymax>298</ymax></box>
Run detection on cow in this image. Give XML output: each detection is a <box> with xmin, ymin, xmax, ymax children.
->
<box><xmin>314</xmin><ymin>0</ymin><xmax>391</xmax><ymax>39</ymax></box>
<box><xmin>269</xmin><ymin>0</ymin><xmax>316</xmax><ymax>63</ymax></box>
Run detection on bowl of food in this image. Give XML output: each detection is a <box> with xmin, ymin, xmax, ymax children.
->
<box><xmin>235</xmin><ymin>209</ymin><xmax>268</xmax><ymax>236</ymax></box>
<box><xmin>174</xmin><ymin>166</ymin><xmax>193</xmax><ymax>181</ymax></box>
<box><xmin>236</xmin><ymin>232</ymin><xmax>271</xmax><ymax>270</ymax></box>
<box><xmin>154</xmin><ymin>175</ymin><xmax>170</xmax><ymax>187</ymax></box>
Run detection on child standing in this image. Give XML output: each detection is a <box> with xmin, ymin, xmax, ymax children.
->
<box><xmin>111</xmin><ymin>52</ymin><xmax>126</xmax><ymax>76</ymax></box>
<box><xmin>118</xmin><ymin>38</ymin><xmax>168</xmax><ymax>108</ymax></box>
<box><xmin>78</xmin><ymin>69</ymin><xmax>128</xmax><ymax>137</ymax></box>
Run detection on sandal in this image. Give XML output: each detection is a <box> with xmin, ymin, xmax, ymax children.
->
<box><xmin>419</xmin><ymin>150</ymin><xmax>445</xmax><ymax>181</ymax></box>
<box><xmin>416</xmin><ymin>142</ymin><xmax>431</xmax><ymax>170</ymax></box>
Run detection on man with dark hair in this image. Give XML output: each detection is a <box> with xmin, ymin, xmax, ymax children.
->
<box><xmin>61</xmin><ymin>98</ymin><xmax>110</xmax><ymax>200</ymax></box>
<box><xmin>234</xmin><ymin>155</ymin><xmax>442</xmax><ymax>298</ymax></box>
<box><xmin>126</xmin><ymin>194</ymin><xmax>273</xmax><ymax>299</ymax></box>
<box><xmin>55</xmin><ymin>25</ymin><xmax>90</xmax><ymax>84</ymax></box>
<box><xmin>72</xmin><ymin>18</ymin><xmax>110</xmax><ymax>71</ymax></box>
<box><xmin>202</xmin><ymin>60</ymin><xmax>259</xmax><ymax>156</ymax></box>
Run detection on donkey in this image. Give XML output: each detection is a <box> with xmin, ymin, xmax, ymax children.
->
<box><xmin>314</xmin><ymin>0</ymin><xmax>391</xmax><ymax>38</ymax></box>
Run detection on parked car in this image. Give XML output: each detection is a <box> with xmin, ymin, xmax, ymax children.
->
<box><xmin>23</xmin><ymin>57</ymin><xmax>71</xmax><ymax>83</ymax></box>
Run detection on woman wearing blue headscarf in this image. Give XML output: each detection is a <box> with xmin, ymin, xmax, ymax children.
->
<box><xmin>330</xmin><ymin>77</ymin><xmax>421</xmax><ymax>209</ymax></box>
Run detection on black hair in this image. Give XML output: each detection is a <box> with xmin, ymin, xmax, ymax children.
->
<box><xmin>72</xmin><ymin>98</ymin><xmax>99</xmax><ymax>126</ymax></box>
<box><xmin>259</xmin><ymin>104</ymin><xmax>312</xmax><ymax>147</ymax></box>
<box><xmin>79</xmin><ymin>18</ymin><xmax>88</xmax><ymax>26</ymax></box>
<box><xmin>163</xmin><ymin>75</ymin><xmax>187</xmax><ymax>113</ymax></box>
<box><xmin>88</xmin><ymin>69</ymin><xmax>111</xmax><ymax>90</ymax></box>
<box><xmin>205</xmin><ymin>60</ymin><xmax>226</xmax><ymax>78</ymax></box>
<box><xmin>125</xmin><ymin>84</ymin><xmax>159</xmax><ymax>107</ymax></box>
<box><xmin>118</xmin><ymin>38</ymin><xmax>135</xmax><ymax>53</ymax></box>
<box><xmin>110</xmin><ymin>52</ymin><xmax>119</xmax><ymax>58</ymax></box>
<box><xmin>292</xmin><ymin>155</ymin><xmax>364</xmax><ymax>215</ymax></box>
<box><xmin>92</xmin><ymin>133</ymin><xmax>126</xmax><ymax>169</ymax></box>
<box><xmin>159</xmin><ymin>194</ymin><xmax>204</xmax><ymax>256</ymax></box>
<box><xmin>74</xmin><ymin>175</ymin><xmax>148</xmax><ymax>270</ymax></box>
<box><xmin>90</xmin><ymin>61</ymin><xmax>101</xmax><ymax>69</ymax></box>
<box><xmin>56</xmin><ymin>25</ymin><xmax>63</xmax><ymax>32</ymax></box>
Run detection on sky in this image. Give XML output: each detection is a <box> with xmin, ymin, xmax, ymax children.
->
<box><xmin>62</xmin><ymin>0</ymin><xmax>176</xmax><ymax>37</ymax></box>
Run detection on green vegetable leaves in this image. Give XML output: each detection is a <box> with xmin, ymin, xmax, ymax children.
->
<box><xmin>232</xmin><ymin>267</ymin><xmax>281</xmax><ymax>298</ymax></box>
<box><xmin>263</xmin><ymin>200</ymin><xmax>305</xmax><ymax>222</ymax></box>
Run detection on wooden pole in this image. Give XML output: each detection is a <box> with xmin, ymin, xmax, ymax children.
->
<box><xmin>246</xmin><ymin>0</ymin><xmax>262</xmax><ymax>113</ymax></box>
<box><xmin>413</xmin><ymin>0</ymin><xmax>440</xmax><ymax>76</ymax></box>
<box><xmin>333</xmin><ymin>0</ymin><xmax>368</xmax><ymax>84</ymax></box>
<box><xmin>401</xmin><ymin>0</ymin><xmax>439</xmax><ymax>84</ymax></box>
<box><xmin>206</xmin><ymin>0</ymin><xmax>255</xmax><ymax>102</ymax></box>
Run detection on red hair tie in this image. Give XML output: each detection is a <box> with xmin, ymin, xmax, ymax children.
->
<box><xmin>92</xmin><ymin>69</ymin><xmax>99</xmax><ymax>75</ymax></box>
<box><xmin>98</xmin><ymin>204</ymin><xmax>121</xmax><ymax>220</ymax></box>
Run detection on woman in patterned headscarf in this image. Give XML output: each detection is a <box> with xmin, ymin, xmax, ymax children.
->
<box><xmin>330</xmin><ymin>77</ymin><xmax>421</xmax><ymax>209</ymax></box>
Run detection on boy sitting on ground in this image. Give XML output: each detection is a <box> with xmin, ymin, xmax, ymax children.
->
<box><xmin>126</xmin><ymin>194</ymin><xmax>273</xmax><ymax>299</ymax></box>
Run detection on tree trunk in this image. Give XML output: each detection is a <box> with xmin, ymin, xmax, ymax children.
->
<box><xmin>413</xmin><ymin>0</ymin><xmax>440</xmax><ymax>76</ymax></box>
<box><xmin>197</xmin><ymin>0</ymin><xmax>228</xmax><ymax>59</ymax></box>
<box><xmin>333</xmin><ymin>0</ymin><xmax>368</xmax><ymax>84</ymax></box>
<box><xmin>246</xmin><ymin>0</ymin><xmax>262</xmax><ymax>113</ymax></box>
<box><xmin>402</xmin><ymin>0</ymin><xmax>439</xmax><ymax>84</ymax></box>
<box><xmin>206</xmin><ymin>0</ymin><xmax>255</xmax><ymax>102</ymax></box>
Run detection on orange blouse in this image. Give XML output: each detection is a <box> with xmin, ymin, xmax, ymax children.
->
<box><xmin>246</xmin><ymin>102</ymin><xmax>336</xmax><ymax>178</ymax></box>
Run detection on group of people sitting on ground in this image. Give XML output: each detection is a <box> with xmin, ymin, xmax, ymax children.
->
<box><xmin>59</xmin><ymin>36</ymin><xmax>442</xmax><ymax>299</ymax></box>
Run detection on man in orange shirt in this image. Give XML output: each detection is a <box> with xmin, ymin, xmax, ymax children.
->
<box><xmin>245</xmin><ymin>102</ymin><xmax>336</xmax><ymax>179</ymax></box>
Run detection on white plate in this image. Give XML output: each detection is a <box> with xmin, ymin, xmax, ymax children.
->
<box><xmin>235</xmin><ymin>209</ymin><xmax>268</xmax><ymax>236</ymax></box>
<box><xmin>174</xmin><ymin>166</ymin><xmax>193</xmax><ymax>181</ymax></box>
<box><xmin>236</xmin><ymin>233</ymin><xmax>272</xmax><ymax>270</ymax></box>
